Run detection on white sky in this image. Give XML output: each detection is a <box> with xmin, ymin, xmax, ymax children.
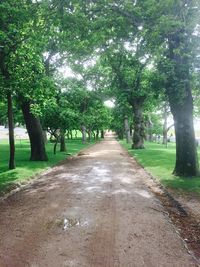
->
<box><xmin>104</xmin><ymin>100</ymin><xmax>115</xmax><ymax>108</ymax></box>
<box><xmin>57</xmin><ymin>66</ymin><xmax>81</xmax><ymax>79</ymax></box>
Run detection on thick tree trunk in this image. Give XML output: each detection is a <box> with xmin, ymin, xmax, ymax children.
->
<box><xmin>170</xmin><ymin>99</ymin><xmax>199</xmax><ymax>176</ymax></box>
<box><xmin>60</xmin><ymin>129</ymin><xmax>66</xmax><ymax>152</ymax></box>
<box><xmin>131</xmin><ymin>97</ymin><xmax>145</xmax><ymax>149</ymax></box>
<box><xmin>7</xmin><ymin>92</ymin><xmax>15</xmax><ymax>170</ymax></box>
<box><xmin>96</xmin><ymin>129</ymin><xmax>99</xmax><ymax>140</ymax></box>
<box><xmin>166</xmin><ymin>34</ymin><xmax>199</xmax><ymax>176</ymax></box>
<box><xmin>101</xmin><ymin>130</ymin><xmax>104</xmax><ymax>139</ymax></box>
<box><xmin>124</xmin><ymin>116</ymin><xmax>131</xmax><ymax>143</ymax></box>
<box><xmin>81</xmin><ymin>125</ymin><xmax>87</xmax><ymax>143</ymax></box>
<box><xmin>21</xmin><ymin>101</ymin><xmax>48</xmax><ymax>161</ymax></box>
<box><xmin>87</xmin><ymin>129</ymin><xmax>91</xmax><ymax>142</ymax></box>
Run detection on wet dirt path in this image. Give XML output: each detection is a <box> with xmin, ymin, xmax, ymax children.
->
<box><xmin>0</xmin><ymin>135</ymin><xmax>197</xmax><ymax>267</ymax></box>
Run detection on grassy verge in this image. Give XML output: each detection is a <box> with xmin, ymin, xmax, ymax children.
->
<box><xmin>120</xmin><ymin>140</ymin><xmax>200</xmax><ymax>196</ymax></box>
<box><xmin>0</xmin><ymin>138</ymin><xmax>95</xmax><ymax>194</ymax></box>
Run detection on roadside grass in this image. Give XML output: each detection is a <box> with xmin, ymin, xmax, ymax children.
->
<box><xmin>121</xmin><ymin>141</ymin><xmax>200</xmax><ymax>196</ymax></box>
<box><xmin>0</xmin><ymin>138</ymin><xmax>95</xmax><ymax>194</ymax></box>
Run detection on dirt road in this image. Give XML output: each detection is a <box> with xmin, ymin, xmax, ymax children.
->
<box><xmin>0</xmin><ymin>136</ymin><xmax>197</xmax><ymax>267</ymax></box>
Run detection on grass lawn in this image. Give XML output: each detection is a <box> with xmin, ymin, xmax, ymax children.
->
<box><xmin>121</xmin><ymin>140</ymin><xmax>200</xmax><ymax>196</ymax></box>
<box><xmin>0</xmin><ymin>138</ymin><xmax>94</xmax><ymax>194</ymax></box>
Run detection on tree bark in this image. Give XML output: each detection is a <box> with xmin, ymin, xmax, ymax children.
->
<box><xmin>131</xmin><ymin>97</ymin><xmax>145</xmax><ymax>149</ymax></box>
<box><xmin>170</xmin><ymin>98</ymin><xmax>199</xmax><ymax>176</ymax></box>
<box><xmin>87</xmin><ymin>129</ymin><xmax>91</xmax><ymax>142</ymax></box>
<box><xmin>21</xmin><ymin>101</ymin><xmax>48</xmax><ymax>161</ymax></box>
<box><xmin>7</xmin><ymin>92</ymin><xmax>15</xmax><ymax>169</ymax></box>
<box><xmin>96</xmin><ymin>129</ymin><xmax>99</xmax><ymax>140</ymax></box>
<box><xmin>54</xmin><ymin>136</ymin><xmax>59</xmax><ymax>155</ymax></box>
<box><xmin>101</xmin><ymin>130</ymin><xmax>104</xmax><ymax>139</ymax></box>
<box><xmin>124</xmin><ymin>116</ymin><xmax>131</xmax><ymax>143</ymax></box>
<box><xmin>81</xmin><ymin>125</ymin><xmax>87</xmax><ymax>143</ymax></box>
<box><xmin>60</xmin><ymin>129</ymin><xmax>66</xmax><ymax>152</ymax></box>
<box><xmin>166</xmin><ymin>34</ymin><xmax>199</xmax><ymax>176</ymax></box>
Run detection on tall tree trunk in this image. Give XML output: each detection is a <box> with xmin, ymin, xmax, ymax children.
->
<box><xmin>81</xmin><ymin>125</ymin><xmax>87</xmax><ymax>144</ymax></box>
<box><xmin>170</xmin><ymin>97</ymin><xmax>199</xmax><ymax>176</ymax></box>
<box><xmin>131</xmin><ymin>97</ymin><xmax>145</xmax><ymax>149</ymax></box>
<box><xmin>166</xmin><ymin>34</ymin><xmax>199</xmax><ymax>176</ymax></box>
<box><xmin>21</xmin><ymin>101</ymin><xmax>48</xmax><ymax>161</ymax></box>
<box><xmin>70</xmin><ymin>130</ymin><xmax>73</xmax><ymax>140</ymax></box>
<box><xmin>124</xmin><ymin>116</ymin><xmax>131</xmax><ymax>143</ymax></box>
<box><xmin>87</xmin><ymin>129</ymin><xmax>91</xmax><ymax>142</ymax></box>
<box><xmin>54</xmin><ymin>136</ymin><xmax>59</xmax><ymax>155</ymax></box>
<box><xmin>7</xmin><ymin>92</ymin><xmax>15</xmax><ymax>169</ymax></box>
<box><xmin>96</xmin><ymin>129</ymin><xmax>99</xmax><ymax>140</ymax></box>
<box><xmin>101</xmin><ymin>130</ymin><xmax>104</xmax><ymax>139</ymax></box>
<box><xmin>60</xmin><ymin>129</ymin><xmax>66</xmax><ymax>152</ymax></box>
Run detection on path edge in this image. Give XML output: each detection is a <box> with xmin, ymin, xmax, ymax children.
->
<box><xmin>0</xmin><ymin>140</ymin><xmax>99</xmax><ymax>201</ymax></box>
<box><xmin>118</xmin><ymin>140</ymin><xmax>200</xmax><ymax>266</ymax></box>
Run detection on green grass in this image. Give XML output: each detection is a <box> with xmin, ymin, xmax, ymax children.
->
<box><xmin>121</xmin><ymin>140</ymin><xmax>200</xmax><ymax>196</ymax></box>
<box><xmin>0</xmin><ymin>138</ymin><xmax>94</xmax><ymax>194</ymax></box>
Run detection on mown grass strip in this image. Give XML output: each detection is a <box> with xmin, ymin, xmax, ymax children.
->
<box><xmin>0</xmin><ymin>138</ymin><xmax>95</xmax><ymax>194</ymax></box>
<box><xmin>120</xmin><ymin>140</ymin><xmax>200</xmax><ymax>195</ymax></box>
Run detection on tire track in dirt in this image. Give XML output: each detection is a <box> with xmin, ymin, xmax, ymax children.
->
<box><xmin>89</xmin><ymin>182</ymin><xmax>117</xmax><ymax>267</ymax></box>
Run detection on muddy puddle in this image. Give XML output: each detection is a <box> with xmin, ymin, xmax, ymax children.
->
<box><xmin>45</xmin><ymin>217</ymin><xmax>89</xmax><ymax>231</ymax></box>
<box><xmin>62</xmin><ymin>218</ymin><xmax>89</xmax><ymax>230</ymax></box>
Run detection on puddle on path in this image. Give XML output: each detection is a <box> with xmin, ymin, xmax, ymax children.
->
<box><xmin>63</xmin><ymin>218</ymin><xmax>79</xmax><ymax>230</ymax></box>
<box><xmin>44</xmin><ymin>216</ymin><xmax>89</xmax><ymax>232</ymax></box>
<box><xmin>53</xmin><ymin>217</ymin><xmax>89</xmax><ymax>231</ymax></box>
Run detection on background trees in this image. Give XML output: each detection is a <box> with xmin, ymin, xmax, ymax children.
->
<box><xmin>0</xmin><ymin>0</ymin><xmax>200</xmax><ymax>177</ymax></box>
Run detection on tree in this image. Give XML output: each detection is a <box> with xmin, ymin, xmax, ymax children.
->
<box><xmin>84</xmin><ymin>0</ymin><xmax>200</xmax><ymax>176</ymax></box>
<box><xmin>0</xmin><ymin>0</ymin><xmax>35</xmax><ymax>168</ymax></box>
<box><xmin>147</xmin><ymin>1</ymin><xmax>200</xmax><ymax>176</ymax></box>
<box><xmin>100</xmin><ymin>45</ymin><xmax>159</xmax><ymax>149</ymax></box>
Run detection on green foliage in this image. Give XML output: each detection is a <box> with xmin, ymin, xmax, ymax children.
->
<box><xmin>0</xmin><ymin>0</ymin><xmax>200</xmax><ymax>177</ymax></box>
<box><xmin>0</xmin><ymin>102</ymin><xmax>7</xmax><ymax>125</ymax></box>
